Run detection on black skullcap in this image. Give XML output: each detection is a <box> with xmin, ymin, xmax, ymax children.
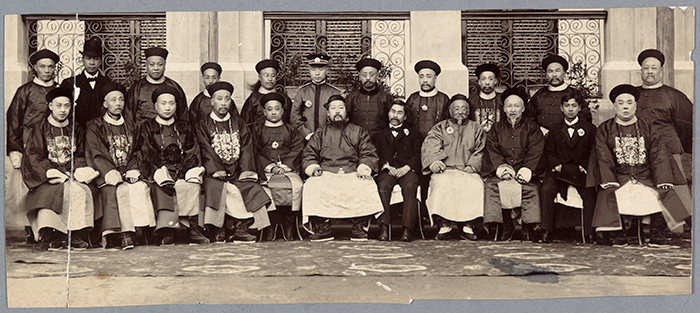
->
<box><xmin>414</xmin><ymin>60</ymin><xmax>441</xmax><ymax>75</ymax></box>
<box><xmin>81</xmin><ymin>37</ymin><xmax>103</xmax><ymax>57</ymax></box>
<box><xmin>323</xmin><ymin>94</ymin><xmax>346</xmax><ymax>109</ymax></box>
<box><xmin>306</xmin><ymin>53</ymin><xmax>331</xmax><ymax>66</ymax></box>
<box><xmin>501</xmin><ymin>87</ymin><xmax>529</xmax><ymax>104</ymax></box>
<box><xmin>637</xmin><ymin>49</ymin><xmax>665</xmax><ymax>66</ymax></box>
<box><xmin>99</xmin><ymin>82</ymin><xmax>126</xmax><ymax>102</ymax></box>
<box><xmin>390</xmin><ymin>98</ymin><xmax>407</xmax><ymax>107</ymax></box>
<box><xmin>29</xmin><ymin>49</ymin><xmax>59</xmax><ymax>65</ymax></box>
<box><xmin>46</xmin><ymin>87</ymin><xmax>73</xmax><ymax>103</ymax></box>
<box><xmin>355</xmin><ymin>58</ymin><xmax>382</xmax><ymax>71</ymax></box>
<box><xmin>542</xmin><ymin>55</ymin><xmax>569</xmax><ymax>71</ymax></box>
<box><xmin>475</xmin><ymin>63</ymin><xmax>501</xmax><ymax>78</ymax></box>
<box><xmin>207</xmin><ymin>81</ymin><xmax>234</xmax><ymax>96</ymax></box>
<box><xmin>260</xmin><ymin>93</ymin><xmax>286</xmax><ymax>108</ymax></box>
<box><xmin>200</xmin><ymin>62</ymin><xmax>222</xmax><ymax>75</ymax></box>
<box><xmin>145</xmin><ymin>47</ymin><xmax>168</xmax><ymax>60</ymax></box>
<box><xmin>255</xmin><ymin>59</ymin><xmax>280</xmax><ymax>73</ymax></box>
<box><xmin>609</xmin><ymin>84</ymin><xmax>639</xmax><ymax>102</ymax></box>
<box><xmin>450</xmin><ymin>94</ymin><xmax>469</xmax><ymax>104</ymax></box>
<box><xmin>151</xmin><ymin>85</ymin><xmax>179</xmax><ymax>104</ymax></box>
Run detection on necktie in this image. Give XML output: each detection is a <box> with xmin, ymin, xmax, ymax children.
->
<box><xmin>86</xmin><ymin>77</ymin><xmax>97</xmax><ymax>82</ymax></box>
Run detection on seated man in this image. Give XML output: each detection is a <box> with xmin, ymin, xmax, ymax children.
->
<box><xmin>196</xmin><ymin>81</ymin><xmax>271</xmax><ymax>243</ymax></box>
<box><xmin>23</xmin><ymin>87</ymin><xmax>97</xmax><ymax>250</ymax></box>
<box><xmin>302</xmin><ymin>95</ymin><xmax>384</xmax><ymax>241</ymax></box>
<box><xmin>86</xmin><ymin>82</ymin><xmax>155</xmax><ymax>249</ymax></box>
<box><xmin>135</xmin><ymin>85</ymin><xmax>209</xmax><ymax>245</ymax></box>
<box><xmin>372</xmin><ymin>99</ymin><xmax>421</xmax><ymax>242</ymax></box>
<box><xmin>588</xmin><ymin>84</ymin><xmax>690</xmax><ymax>246</ymax></box>
<box><xmin>482</xmin><ymin>87</ymin><xmax>545</xmax><ymax>241</ymax></box>
<box><xmin>253</xmin><ymin>93</ymin><xmax>305</xmax><ymax>241</ymax></box>
<box><xmin>539</xmin><ymin>92</ymin><xmax>597</xmax><ymax>243</ymax></box>
<box><xmin>422</xmin><ymin>94</ymin><xmax>486</xmax><ymax>240</ymax></box>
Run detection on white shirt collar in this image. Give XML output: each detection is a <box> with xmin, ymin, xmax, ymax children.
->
<box><xmin>390</xmin><ymin>123</ymin><xmax>403</xmax><ymax>128</ymax></box>
<box><xmin>156</xmin><ymin>116</ymin><xmax>175</xmax><ymax>125</ymax></box>
<box><xmin>642</xmin><ymin>82</ymin><xmax>663</xmax><ymax>89</ymax></box>
<box><xmin>264</xmin><ymin>120</ymin><xmax>284</xmax><ymax>127</ymax></box>
<box><xmin>146</xmin><ymin>75</ymin><xmax>166</xmax><ymax>85</ymax></box>
<box><xmin>480</xmin><ymin>91</ymin><xmax>496</xmax><ymax>100</ymax></box>
<box><xmin>548</xmin><ymin>82</ymin><xmax>569</xmax><ymax>92</ymax></box>
<box><xmin>564</xmin><ymin>116</ymin><xmax>579</xmax><ymax>126</ymax></box>
<box><xmin>84</xmin><ymin>71</ymin><xmax>99</xmax><ymax>79</ymax></box>
<box><xmin>48</xmin><ymin>115</ymin><xmax>69</xmax><ymax>128</ymax></box>
<box><xmin>258</xmin><ymin>86</ymin><xmax>274</xmax><ymax>94</ymax></box>
<box><xmin>103</xmin><ymin>113</ymin><xmax>124</xmax><ymax>126</ymax></box>
<box><xmin>203</xmin><ymin>89</ymin><xmax>211</xmax><ymax>98</ymax></box>
<box><xmin>615</xmin><ymin>115</ymin><xmax>638</xmax><ymax>126</ymax></box>
<box><xmin>419</xmin><ymin>88</ymin><xmax>438</xmax><ymax>97</ymax></box>
<box><xmin>33</xmin><ymin>77</ymin><xmax>55</xmax><ymax>87</ymax></box>
<box><xmin>210</xmin><ymin>111</ymin><xmax>230</xmax><ymax>122</ymax></box>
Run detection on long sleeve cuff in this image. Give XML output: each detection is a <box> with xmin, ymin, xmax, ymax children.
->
<box><xmin>496</xmin><ymin>164</ymin><xmax>515</xmax><ymax>179</ymax></box>
<box><xmin>239</xmin><ymin>171</ymin><xmax>258</xmax><ymax>181</ymax></box>
<box><xmin>185</xmin><ymin>166</ymin><xmax>205</xmax><ymax>183</ymax></box>
<box><xmin>305</xmin><ymin>163</ymin><xmax>321</xmax><ymax>176</ymax></box>
<box><xmin>600</xmin><ymin>182</ymin><xmax>620</xmax><ymax>189</ymax></box>
<box><xmin>357</xmin><ymin>163</ymin><xmax>372</xmax><ymax>176</ymax></box>
<box><xmin>516</xmin><ymin>167</ymin><xmax>532</xmax><ymax>183</ymax></box>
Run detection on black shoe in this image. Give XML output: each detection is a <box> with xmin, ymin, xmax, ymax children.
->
<box><xmin>460</xmin><ymin>230</ymin><xmax>477</xmax><ymax>241</ymax></box>
<box><xmin>282</xmin><ymin>214</ymin><xmax>297</xmax><ymax>241</ymax></box>
<box><xmin>540</xmin><ymin>230</ymin><xmax>551</xmax><ymax>244</ymax></box>
<box><xmin>500</xmin><ymin>222</ymin><xmax>514</xmax><ymax>241</ymax></box>
<box><xmin>612</xmin><ymin>231</ymin><xmax>628</xmax><ymax>246</ymax></box>
<box><xmin>378</xmin><ymin>224</ymin><xmax>389</xmax><ymax>241</ymax></box>
<box><xmin>70</xmin><ymin>235</ymin><xmax>89</xmax><ymax>250</ymax></box>
<box><xmin>159</xmin><ymin>229</ymin><xmax>176</xmax><ymax>245</ymax></box>
<box><xmin>350</xmin><ymin>219</ymin><xmax>368</xmax><ymax>241</ymax></box>
<box><xmin>310</xmin><ymin>219</ymin><xmax>333</xmax><ymax>242</ymax></box>
<box><xmin>48</xmin><ymin>239</ymin><xmax>66</xmax><ymax>251</ymax></box>
<box><xmin>24</xmin><ymin>226</ymin><xmax>36</xmax><ymax>244</ymax></box>
<box><xmin>263</xmin><ymin>225</ymin><xmax>278</xmax><ymax>242</ymax></box>
<box><xmin>435</xmin><ymin>228</ymin><xmax>452</xmax><ymax>240</ymax></box>
<box><xmin>189</xmin><ymin>227</ymin><xmax>210</xmax><ymax>244</ymax></box>
<box><xmin>231</xmin><ymin>219</ymin><xmax>256</xmax><ymax>242</ymax></box>
<box><xmin>400</xmin><ymin>227</ymin><xmax>412</xmax><ymax>242</ymax></box>
<box><xmin>648</xmin><ymin>232</ymin><xmax>670</xmax><ymax>245</ymax></box>
<box><xmin>121</xmin><ymin>232</ymin><xmax>135</xmax><ymax>250</ymax></box>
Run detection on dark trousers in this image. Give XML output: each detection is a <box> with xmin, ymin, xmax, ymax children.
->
<box><xmin>376</xmin><ymin>171</ymin><xmax>420</xmax><ymax>231</ymax></box>
<box><xmin>540</xmin><ymin>175</ymin><xmax>596</xmax><ymax>235</ymax></box>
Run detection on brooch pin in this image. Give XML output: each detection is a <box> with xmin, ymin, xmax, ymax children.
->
<box><xmin>446</xmin><ymin>126</ymin><xmax>454</xmax><ymax>134</ymax></box>
<box><xmin>421</xmin><ymin>104</ymin><xmax>428</xmax><ymax>112</ymax></box>
<box><xmin>305</xmin><ymin>100</ymin><xmax>313</xmax><ymax>108</ymax></box>
<box><xmin>271</xmin><ymin>141</ymin><xmax>279</xmax><ymax>149</ymax></box>
<box><xmin>577</xmin><ymin>128</ymin><xmax>585</xmax><ymax>137</ymax></box>
<box><xmin>403</xmin><ymin>128</ymin><xmax>410</xmax><ymax>136</ymax></box>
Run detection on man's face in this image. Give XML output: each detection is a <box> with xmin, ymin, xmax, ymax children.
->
<box><xmin>503</xmin><ymin>96</ymin><xmax>525</xmax><ymax>121</ymax></box>
<box><xmin>418</xmin><ymin>68</ymin><xmax>437</xmax><ymax>92</ymax></box>
<box><xmin>211</xmin><ymin>90</ymin><xmax>232</xmax><ymax>118</ymax></box>
<box><xmin>388</xmin><ymin>104</ymin><xmax>406</xmax><ymax>126</ymax></box>
<box><xmin>478</xmin><ymin>71</ymin><xmax>497</xmax><ymax>94</ymax></box>
<box><xmin>641</xmin><ymin>57</ymin><xmax>663</xmax><ymax>86</ymax></box>
<box><xmin>103</xmin><ymin>90</ymin><xmax>125</xmax><ymax>117</ymax></box>
<box><xmin>546</xmin><ymin>62</ymin><xmax>566</xmax><ymax>87</ymax></box>
<box><xmin>82</xmin><ymin>55</ymin><xmax>101</xmax><ymax>75</ymax></box>
<box><xmin>202</xmin><ymin>68</ymin><xmax>220</xmax><ymax>89</ymax></box>
<box><xmin>449</xmin><ymin>100</ymin><xmax>469</xmax><ymax>122</ymax></box>
<box><xmin>259</xmin><ymin>67</ymin><xmax>278</xmax><ymax>91</ymax></box>
<box><xmin>560</xmin><ymin>98</ymin><xmax>581</xmax><ymax>121</ymax></box>
<box><xmin>146</xmin><ymin>56</ymin><xmax>166</xmax><ymax>80</ymax></box>
<box><xmin>154</xmin><ymin>93</ymin><xmax>176</xmax><ymax>120</ymax></box>
<box><xmin>33</xmin><ymin>58</ymin><xmax>56</xmax><ymax>82</ymax></box>
<box><xmin>263</xmin><ymin>100</ymin><xmax>283</xmax><ymax>123</ymax></box>
<box><xmin>309</xmin><ymin>65</ymin><xmax>329</xmax><ymax>84</ymax></box>
<box><xmin>49</xmin><ymin>96</ymin><xmax>71</xmax><ymax>122</ymax></box>
<box><xmin>327</xmin><ymin>100</ymin><xmax>347</xmax><ymax>123</ymax></box>
<box><xmin>613</xmin><ymin>93</ymin><xmax>637</xmax><ymax>121</ymax></box>
<box><xmin>359</xmin><ymin>66</ymin><xmax>378</xmax><ymax>91</ymax></box>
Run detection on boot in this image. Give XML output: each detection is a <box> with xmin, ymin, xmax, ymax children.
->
<box><xmin>231</xmin><ymin>218</ymin><xmax>256</xmax><ymax>242</ymax></box>
<box><xmin>309</xmin><ymin>218</ymin><xmax>333</xmax><ymax>242</ymax></box>
<box><xmin>648</xmin><ymin>213</ymin><xmax>670</xmax><ymax>245</ymax></box>
<box><xmin>24</xmin><ymin>226</ymin><xmax>36</xmax><ymax>244</ymax></box>
<box><xmin>121</xmin><ymin>232</ymin><xmax>135</xmax><ymax>250</ymax></box>
<box><xmin>500</xmin><ymin>211</ymin><xmax>514</xmax><ymax>241</ymax></box>
<box><xmin>158</xmin><ymin>228</ymin><xmax>176</xmax><ymax>245</ymax></box>
<box><xmin>282</xmin><ymin>211</ymin><xmax>297</xmax><ymax>241</ymax></box>
<box><xmin>400</xmin><ymin>227</ymin><xmax>412</xmax><ymax>242</ymax></box>
<box><xmin>263</xmin><ymin>225</ymin><xmax>278</xmax><ymax>242</ymax></box>
<box><xmin>460</xmin><ymin>223</ymin><xmax>477</xmax><ymax>241</ymax></box>
<box><xmin>188</xmin><ymin>216</ymin><xmax>210</xmax><ymax>244</ymax></box>
<box><xmin>378</xmin><ymin>224</ymin><xmax>390</xmax><ymax>241</ymax></box>
<box><xmin>350</xmin><ymin>218</ymin><xmax>368</xmax><ymax>241</ymax></box>
<box><xmin>70</xmin><ymin>230</ymin><xmax>90</xmax><ymax>250</ymax></box>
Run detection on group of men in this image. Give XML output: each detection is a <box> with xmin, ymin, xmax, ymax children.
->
<box><xmin>6</xmin><ymin>35</ymin><xmax>693</xmax><ymax>250</ymax></box>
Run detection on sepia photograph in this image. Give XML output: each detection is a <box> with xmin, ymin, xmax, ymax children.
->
<box><xmin>2</xmin><ymin>1</ymin><xmax>695</xmax><ymax>311</ymax></box>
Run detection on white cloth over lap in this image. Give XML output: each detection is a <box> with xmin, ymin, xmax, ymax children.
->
<box><xmin>302</xmin><ymin>172</ymin><xmax>383</xmax><ymax>223</ymax></box>
<box><xmin>498</xmin><ymin>179</ymin><xmax>522</xmax><ymax>209</ymax></box>
<box><xmin>116</xmin><ymin>181</ymin><xmax>156</xmax><ymax>232</ymax></box>
<box><xmin>615</xmin><ymin>182</ymin><xmax>663</xmax><ymax>216</ymax></box>
<box><xmin>29</xmin><ymin>180</ymin><xmax>94</xmax><ymax>239</ymax></box>
<box><xmin>426</xmin><ymin>169</ymin><xmax>483</xmax><ymax>225</ymax></box>
<box><xmin>174</xmin><ymin>179</ymin><xmax>201</xmax><ymax>217</ymax></box>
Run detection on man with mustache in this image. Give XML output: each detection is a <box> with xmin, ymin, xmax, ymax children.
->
<box><xmin>526</xmin><ymin>55</ymin><xmax>591</xmax><ymax>136</ymax></box>
<box><xmin>468</xmin><ymin>63</ymin><xmax>505</xmax><ymax>133</ymax></box>
<box><xmin>125</xmin><ymin>47</ymin><xmax>188</xmax><ymax>127</ymax></box>
<box><xmin>241</xmin><ymin>59</ymin><xmax>293</xmax><ymax>128</ymax></box>
<box><xmin>346</xmin><ymin>58</ymin><xmax>393</xmax><ymax>139</ymax></box>
<box><xmin>301</xmin><ymin>95</ymin><xmax>383</xmax><ymax>241</ymax></box>
<box><xmin>422</xmin><ymin>94</ymin><xmax>486</xmax><ymax>241</ymax></box>
<box><xmin>634</xmin><ymin>49</ymin><xmax>693</xmax><ymax>233</ymax></box>
<box><xmin>189</xmin><ymin>62</ymin><xmax>239</xmax><ymax>123</ymax></box>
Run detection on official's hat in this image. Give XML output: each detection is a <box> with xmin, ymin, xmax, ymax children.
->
<box><xmin>151</xmin><ymin>85</ymin><xmax>180</xmax><ymax>104</ymax></box>
<box><xmin>29</xmin><ymin>49</ymin><xmax>59</xmax><ymax>65</ymax></box>
<box><xmin>637</xmin><ymin>49</ymin><xmax>665</xmax><ymax>66</ymax></box>
<box><xmin>475</xmin><ymin>63</ymin><xmax>501</xmax><ymax>78</ymax></box>
<box><xmin>414</xmin><ymin>60</ymin><xmax>441</xmax><ymax>75</ymax></box>
<box><xmin>324</xmin><ymin>94</ymin><xmax>346</xmax><ymax>109</ymax></box>
<box><xmin>255</xmin><ymin>59</ymin><xmax>280</xmax><ymax>73</ymax></box>
<box><xmin>145</xmin><ymin>47</ymin><xmax>168</xmax><ymax>60</ymax></box>
<box><xmin>46</xmin><ymin>87</ymin><xmax>73</xmax><ymax>104</ymax></box>
<box><xmin>355</xmin><ymin>58</ymin><xmax>382</xmax><ymax>71</ymax></box>
<box><xmin>99</xmin><ymin>82</ymin><xmax>126</xmax><ymax>102</ymax></box>
<box><xmin>207</xmin><ymin>81</ymin><xmax>234</xmax><ymax>97</ymax></box>
<box><xmin>501</xmin><ymin>87</ymin><xmax>529</xmax><ymax>104</ymax></box>
<box><xmin>200</xmin><ymin>62</ymin><xmax>222</xmax><ymax>75</ymax></box>
<box><xmin>542</xmin><ymin>55</ymin><xmax>569</xmax><ymax>71</ymax></box>
<box><xmin>260</xmin><ymin>93</ymin><xmax>286</xmax><ymax>108</ymax></box>
<box><xmin>609</xmin><ymin>84</ymin><xmax>639</xmax><ymax>102</ymax></box>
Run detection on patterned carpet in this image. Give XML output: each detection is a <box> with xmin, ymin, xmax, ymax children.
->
<box><xmin>5</xmin><ymin>238</ymin><xmax>691</xmax><ymax>279</ymax></box>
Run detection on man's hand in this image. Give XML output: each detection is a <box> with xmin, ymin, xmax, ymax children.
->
<box><xmin>125</xmin><ymin>170</ymin><xmax>141</xmax><ymax>184</ymax></box>
<box><xmin>429</xmin><ymin>161</ymin><xmax>446</xmax><ymax>174</ymax></box>
<box><xmin>357</xmin><ymin>164</ymin><xmax>373</xmax><ymax>180</ymax></box>
<box><xmin>501</xmin><ymin>173</ymin><xmax>513</xmax><ymax>180</ymax></box>
<box><xmin>462</xmin><ymin>165</ymin><xmax>475</xmax><ymax>174</ymax></box>
<box><xmin>394</xmin><ymin>165</ymin><xmax>411</xmax><ymax>178</ymax></box>
<box><xmin>9</xmin><ymin>151</ymin><xmax>22</xmax><ymax>169</ymax></box>
<box><xmin>515</xmin><ymin>174</ymin><xmax>527</xmax><ymax>184</ymax></box>
<box><xmin>385</xmin><ymin>165</ymin><xmax>397</xmax><ymax>177</ymax></box>
<box><xmin>553</xmin><ymin>164</ymin><xmax>562</xmax><ymax>172</ymax></box>
<box><xmin>104</xmin><ymin>169</ymin><xmax>123</xmax><ymax>186</ymax></box>
<box><xmin>212</xmin><ymin>170</ymin><xmax>227</xmax><ymax>178</ymax></box>
<box><xmin>313</xmin><ymin>169</ymin><xmax>323</xmax><ymax>177</ymax></box>
<box><xmin>272</xmin><ymin>166</ymin><xmax>286</xmax><ymax>175</ymax></box>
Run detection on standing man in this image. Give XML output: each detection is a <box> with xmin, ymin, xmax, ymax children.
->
<box><xmin>6</xmin><ymin>49</ymin><xmax>60</xmax><ymax>243</ymax></box>
<box><xmin>468</xmin><ymin>63</ymin><xmax>504</xmax><ymax>133</ymax></box>
<box><xmin>526</xmin><ymin>55</ymin><xmax>591</xmax><ymax>135</ymax></box>
<box><xmin>346</xmin><ymin>58</ymin><xmax>393</xmax><ymax>139</ymax></box>
<box><xmin>635</xmin><ymin>49</ymin><xmax>693</xmax><ymax>226</ymax></box>
<box><xmin>241</xmin><ymin>59</ymin><xmax>292</xmax><ymax>128</ymax></box>
<box><xmin>189</xmin><ymin>62</ymin><xmax>236</xmax><ymax>123</ymax></box>
<box><xmin>60</xmin><ymin>37</ymin><xmax>112</xmax><ymax>128</ymax></box>
<box><xmin>125</xmin><ymin>47</ymin><xmax>188</xmax><ymax>127</ymax></box>
<box><xmin>290</xmin><ymin>53</ymin><xmax>342</xmax><ymax>141</ymax></box>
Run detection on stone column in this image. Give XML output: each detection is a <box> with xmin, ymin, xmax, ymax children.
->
<box><xmin>406</xmin><ymin>11</ymin><xmax>468</xmax><ymax>98</ymax></box>
<box><xmin>166</xmin><ymin>12</ymin><xmax>206</xmax><ymax>108</ymax></box>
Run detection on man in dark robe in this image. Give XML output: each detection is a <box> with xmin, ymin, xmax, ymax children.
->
<box><xmin>189</xmin><ymin>62</ymin><xmax>238</xmax><ymax>123</ymax></box>
<box><xmin>241</xmin><ymin>59</ymin><xmax>292</xmax><ymax>128</ymax></box>
<box><xmin>468</xmin><ymin>63</ymin><xmax>505</xmax><ymax>133</ymax></box>
<box><xmin>346</xmin><ymin>58</ymin><xmax>393</xmax><ymax>139</ymax></box>
<box><xmin>125</xmin><ymin>47</ymin><xmax>187</xmax><ymax>127</ymax></box>
<box><xmin>60</xmin><ymin>37</ymin><xmax>112</xmax><ymax>128</ymax></box>
<box><xmin>302</xmin><ymin>95</ymin><xmax>383</xmax><ymax>241</ymax></box>
<box><xmin>290</xmin><ymin>53</ymin><xmax>343</xmax><ymax>141</ymax></box>
<box><xmin>196</xmin><ymin>81</ymin><xmax>271</xmax><ymax>243</ymax></box>
<box><xmin>587</xmin><ymin>84</ymin><xmax>689</xmax><ymax>246</ymax></box>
